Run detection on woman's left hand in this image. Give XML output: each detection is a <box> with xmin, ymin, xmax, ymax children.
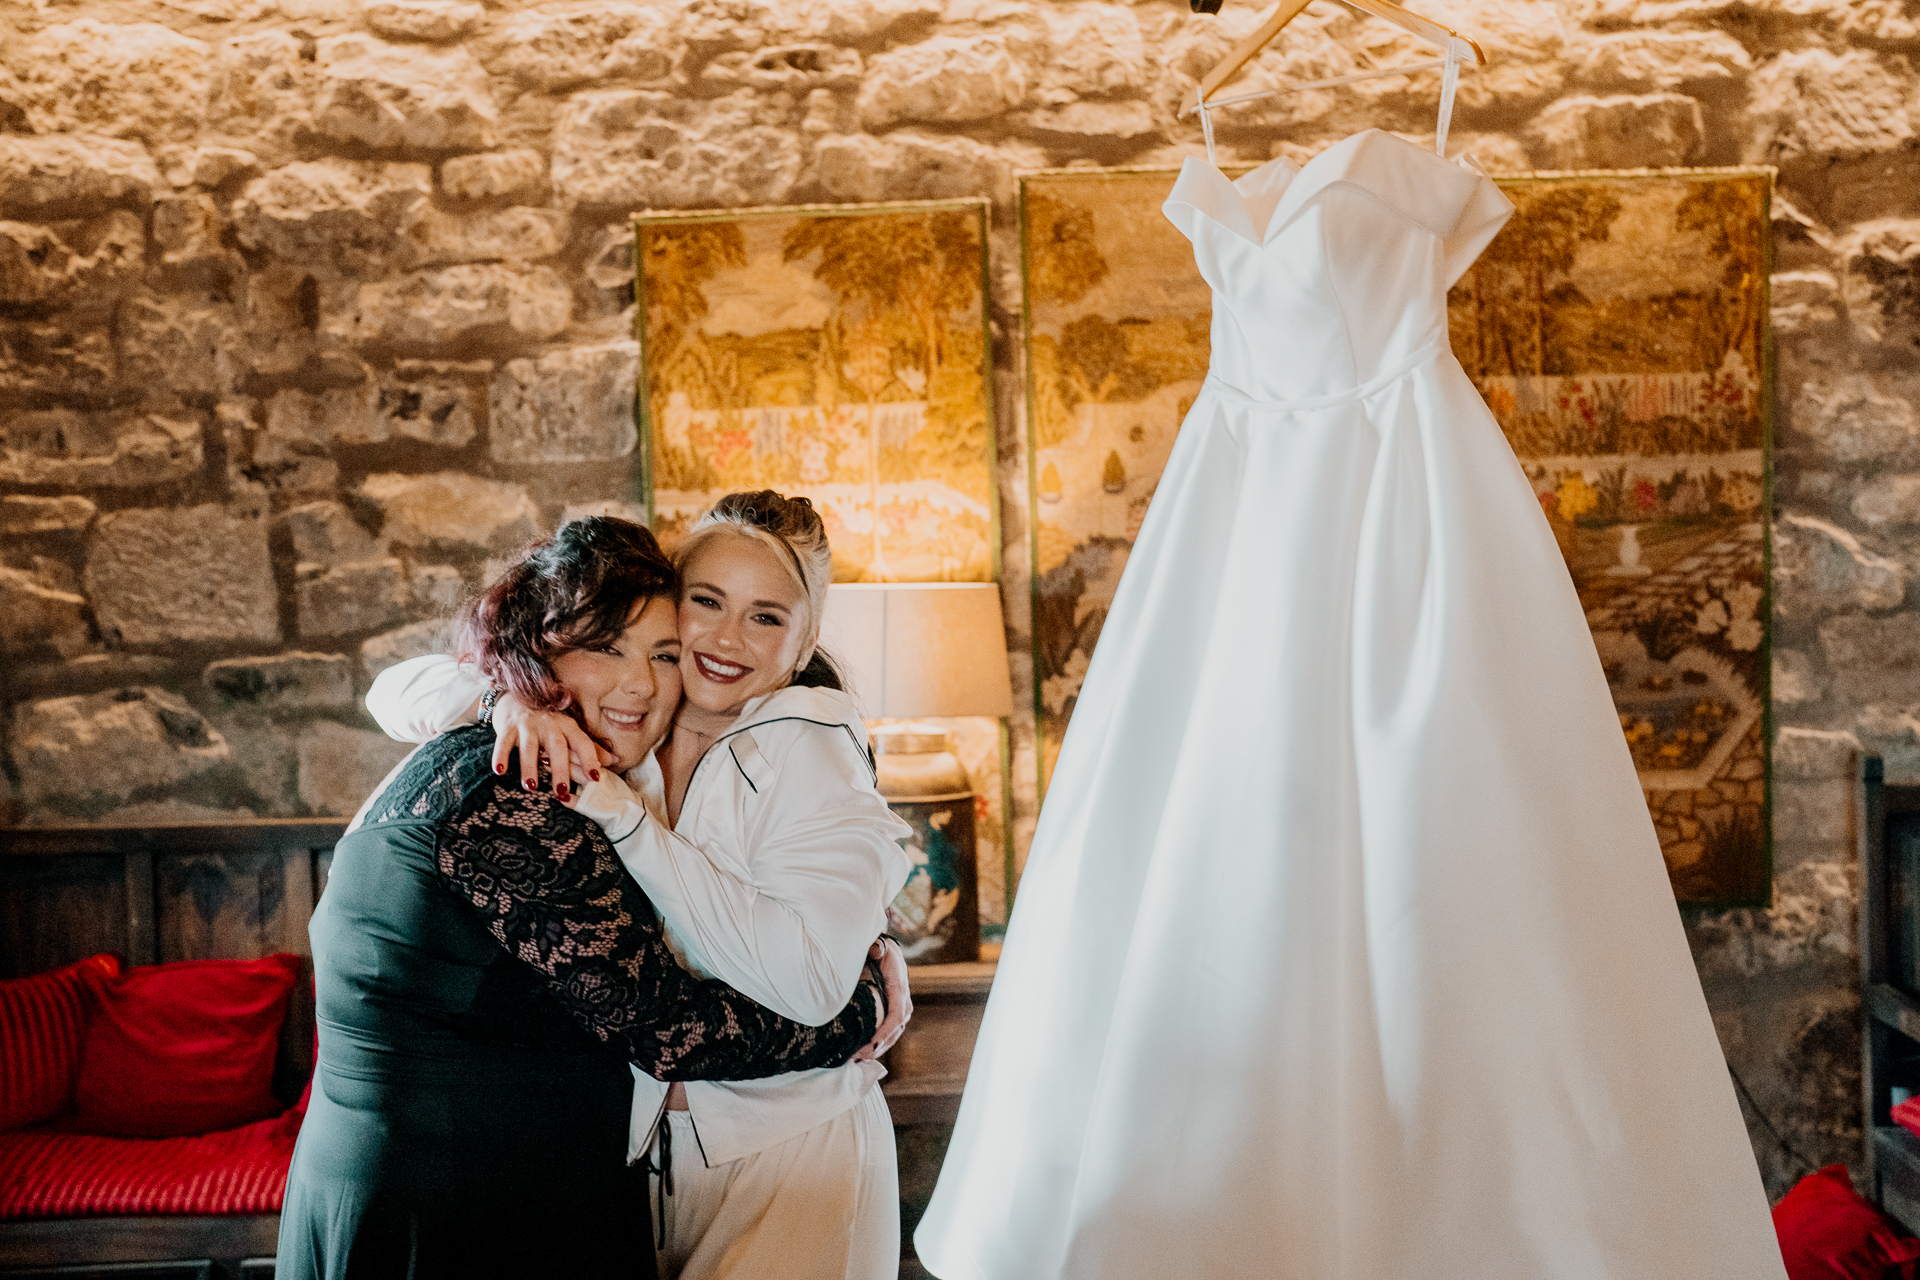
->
<box><xmin>853</xmin><ymin>937</ymin><xmax>912</xmax><ymax>1061</ymax></box>
<box><xmin>491</xmin><ymin>692</ymin><xmax>615</xmax><ymax>799</ymax></box>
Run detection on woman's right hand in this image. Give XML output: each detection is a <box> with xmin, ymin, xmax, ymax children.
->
<box><xmin>491</xmin><ymin>693</ymin><xmax>616</xmax><ymax>798</ymax></box>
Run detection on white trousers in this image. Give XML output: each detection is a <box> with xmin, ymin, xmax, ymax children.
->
<box><xmin>650</xmin><ymin>1086</ymin><xmax>898</xmax><ymax>1280</ymax></box>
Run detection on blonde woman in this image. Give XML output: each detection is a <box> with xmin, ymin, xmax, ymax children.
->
<box><xmin>368</xmin><ymin>491</ymin><xmax>912</xmax><ymax>1280</ymax></box>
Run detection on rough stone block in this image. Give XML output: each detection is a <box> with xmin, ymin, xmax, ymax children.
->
<box><xmin>362</xmin><ymin>618</ymin><xmax>449</xmax><ymax>678</ymax></box>
<box><xmin>0</xmin><ymin>495</ymin><xmax>96</xmax><ymax>535</ymax></box>
<box><xmin>0</xmin><ymin>567</ymin><xmax>90</xmax><ymax>656</ymax></box>
<box><xmin>314</xmin><ymin>35</ymin><xmax>498</xmax><ymax>151</ymax></box>
<box><xmin>0</xmin><ymin>21</ymin><xmax>213</xmax><ymax>147</ymax></box>
<box><xmin>1839</xmin><ymin>219</ymin><xmax>1920</xmax><ymax>349</ymax></box>
<box><xmin>766</xmin><ymin>0</ymin><xmax>941</xmax><ymax>43</ymax></box>
<box><xmin>1027</xmin><ymin>101</ymin><xmax>1157</xmax><ymax>141</ymax></box>
<box><xmin>440</xmin><ymin>150</ymin><xmax>547</xmax><ymax>203</ymax></box>
<box><xmin>1774</xmin><ymin>647</ymin><xmax>1828</xmax><ymax>706</ymax></box>
<box><xmin>1526</xmin><ymin>94</ymin><xmax>1703</xmax><ymax>168</ymax></box>
<box><xmin>117</xmin><ymin>293</ymin><xmax>245</xmax><ymax>399</ymax></box>
<box><xmin>238</xmin><ymin>400</ymin><xmax>342</xmax><ymax>495</ymax></box>
<box><xmin>1774</xmin><ymin>513</ymin><xmax>1906</xmax><ymax>614</ymax></box>
<box><xmin>267</xmin><ymin>382</ymin><xmax>385</xmax><ymax>449</ymax></box>
<box><xmin>153</xmin><ymin>194</ymin><xmax>228</xmax><ymax>268</ymax></box>
<box><xmin>812</xmin><ymin>132</ymin><xmax>1038</xmax><ymax>206</ymax></box>
<box><xmin>1577</xmin><ymin>31</ymin><xmax>1751</xmax><ymax>89</ymax></box>
<box><xmin>0</xmin><ymin>135</ymin><xmax>161</xmax><ymax>217</ymax></box>
<box><xmin>414</xmin><ymin>564</ymin><xmax>464</xmax><ymax>614</ymax></box>
<box><xmin>297</xmin><ymin>561</ymin><xmax>399</xmax><ymax>637</ymax></box>
<box><xmin>290</xmin><ymin>500</ymin><xmax>384</xmax><ymax>566</ymax></box>
<box><xmin>1819</xmin><ymin>613</ymin><xmax>1920</xmax><ymax>705</ymax></box>
<box><xmin>1036</xmin><ymin>3</ymin><xmax>1147</xmax><ymax>101</ymax></box>
<box><xmin>551</xmin><ymin>91</ymin><xmax>802</xmax><ymax>209</ymax></box>
<box><xmin>489</xmin><ymin>342</ymin><xmax>639</xmax><ymax>463</ymax></box>
<box><xmin>332</xmin><ymin>263</ymin><xmax>573</xmax><ymax>347</ymax></box>
<box><xmin>1746</xmin><ymin>49</ymin><xmax>1915</xmax><ymax>162</ymax></box>
<box><xmin>206</xmin><ymin>652</ymin><xmax>354</xmax><ymax>708</ymax></box>
<box><xmin>364</xmin><ymin>0</ymin><xmax>487</xmax><ymax>43</ymax></box>
<box><xmin>0</xmin><ymin>212</ymin><xmax>144</xmax><ymax>309</ymax></box>
<box><xmin>1852</xmin><ymin>475</ymin><xmax>1920</xmax><ymax>529</ymax></box>
<box><xmin>205</xmin><ymin>31</ymin><xmax>316</xmax><ymax>158</ymax></box>
<box><xmin>235</xmin><ymin>160</ymin><xmax>432</xmax><ymax>278</ymax></box>
<box><xmin>584</xmin><ymin>222</ymin><xmax>635</xmax><ymax>290</ymax></box>
<box><xmin>858</xmin><ymin>35</ymin><xmax>1028</xmax><ymax>127</ymax></box>
<box><xmin>0</xmin><ymin>411</ymin><xmax>202</xmax><ymax>488</ymax></box>
<box><xmin>378</xmin><ymin>378</ymin><xmax>479</xmax><ymax>447</ymax></box>
<box><xmin>1774</xmin><ymin>778</ymin><xmax>1855</xmax><ymax>847</ymax></box>
<box><xmin>85</xmin><ymin>504</ymin><xmax>279</xmax><ymax>646</ymax></box>
<box><xmin>1771</xmin><ymin>270</ymin><xmax>1840</xmax><ymax>335</ymax></box>
<box><xmin>11</xmin><ymin>687</ymin><xmax>230</xmax><ymax>806</ymax></box>
<box><xmin>190</xmin><ymin>145</ymin><xmax>260</xmax><ymax>188</ymax></box>
<box><xmin>242</xmin><ymin>264</ymin><xmax>363</xmax><ymax>381</ymax></box>
<box><xmin>479</xmin><ymin>5</ymin><xmax>681</xmax><ymax>91</ymax></box>
<box><xmin>360</xmin><ymin>471</ymin><xmax>540</xmax><ymax>556</ymax></box>
<box><xmin>404</xmin><ymin>205</ymin><xmax>567</xmax><ymax>267</ymax></box>
<box><xmin>0</xmin><ymin>318</ymin><xmax>115</xmax><ymax>398</ymax></box>
<box><xmin>296</xmin><ymin>720</ymin><xmax>411</xmax><ymax>815</ymax></box>
<box><xmin>701</xmin><ymin>45</ymin><xmax>863</xmax><ymax>93</ymax></box>
<box><xmin>1789</xmin><ymin>372</ymin><xmax>1919</xmax><ymax>464</ymax></box>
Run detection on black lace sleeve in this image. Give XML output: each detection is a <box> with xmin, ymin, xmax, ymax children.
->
<box><xmin>434</xmin><ymin>765</ymin><xmax>882</xmax><ymax>1081</ymax></box>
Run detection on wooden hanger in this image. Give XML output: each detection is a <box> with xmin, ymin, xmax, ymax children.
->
<box><xmin>1183</xmin><ymin>0</ymin><xmax>1487</xmax><ymax>117</ymax></box>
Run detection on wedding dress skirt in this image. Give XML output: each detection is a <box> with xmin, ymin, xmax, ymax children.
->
<box><xmin>914</xmin><ymin>131</ymin><xmax>1785</xmax><ymax>1280</ymax></box>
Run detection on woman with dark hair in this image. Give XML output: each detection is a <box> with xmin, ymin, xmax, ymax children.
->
<box><xmin>278</xmin><ymin>516</ymin><xmax>895</xmax><ymax>1280</ymax></box>
<box><xmin>369</xmin><ymin>492</ymin><xmax>916</xmax><ymax>1280</ymax></box>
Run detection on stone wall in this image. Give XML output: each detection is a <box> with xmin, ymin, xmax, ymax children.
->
<box><xmin>2</xmin><ymin>0</ymin><xmax>1916</xmax><ymax>1199</ymax></box>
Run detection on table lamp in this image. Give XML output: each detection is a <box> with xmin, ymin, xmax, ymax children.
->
<box><xmin>818</xmin><ymin>583</ymin><xmax>1014</xmax><ymax>964</ymax></box>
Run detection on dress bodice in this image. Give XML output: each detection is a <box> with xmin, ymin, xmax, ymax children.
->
<box><xmin>1163</xmin><ymin>129</ymin><xmax>1512</xmax><ymax>402</ymax></box>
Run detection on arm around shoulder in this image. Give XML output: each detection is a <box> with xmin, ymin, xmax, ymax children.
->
<box><xmin>367</xmin><ymin>653</ymin><xmax>488</xmax><ymax>743</ymax></box>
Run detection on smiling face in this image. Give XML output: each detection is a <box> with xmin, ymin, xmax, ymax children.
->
<box><xmin>676</xmin><ymin>532</ymin><xmax>812</xmax><ymax>718</ymax></box>
<box><xmin>547</xmin><ymin>594</ymin><xmax>683</xmax><ymax>773</ymax></box>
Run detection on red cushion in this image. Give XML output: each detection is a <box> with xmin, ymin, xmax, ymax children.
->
<box><xmin>71</xmin><ymin>955</ymin><xmax>301</xmax><ymax>1140</ymax></box>
<box><xmin>1773</xmin><ymin>1164</ymin><xmax>1920</xmax><ymax>1280</ymax></box>
<box><xmin>0</xmin><ymin>954</ymin><xmax>121</xmax><ymax>1131</ymax></box>
<box><xmin>1893</xmin><ymin>1097</ymin><xmax>1920</xmax><ymax>1141</ymax></box>
<box><xmin>0</xmin><ymin>1112</ymin><xmax>300</xmax><ymax>1219</ymax></box>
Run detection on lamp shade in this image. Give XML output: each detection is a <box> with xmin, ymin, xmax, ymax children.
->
<box><xmin>818</xmin><ymin>583</ymin><xmax>1014</xmax><ymax>720</ymax></box>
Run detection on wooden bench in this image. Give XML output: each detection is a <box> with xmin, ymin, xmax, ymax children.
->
<box><xmin>0</xmin><ymin>821</ymin><xmax>345</xmax><ymax>1279</ymax></box>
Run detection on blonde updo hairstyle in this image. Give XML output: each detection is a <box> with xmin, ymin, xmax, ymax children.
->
<box><xmin>672</xmin><ymin>490</ymin><xmax>844</xmax><ymax>691</ymax></box>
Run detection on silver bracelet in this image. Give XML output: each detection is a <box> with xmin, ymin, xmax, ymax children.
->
<box><xmin>477</xmin><ymin>684</ymin><xmax>504</xmax><ymax>725</ymax></box>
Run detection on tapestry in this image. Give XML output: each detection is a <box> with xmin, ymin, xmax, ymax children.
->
<box><xmin>634</xmin><ymin>199</ymin><xmax>995</xmax><ymax>583</ymax></box>
<box><xmin>1021</xmin><ymin>162</ymin><xmax>1772</xmax><ymax>905</ymax></box>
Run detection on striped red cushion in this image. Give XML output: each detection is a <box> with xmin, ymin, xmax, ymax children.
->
<box><xmin>0</xmin><ymin>955</ymin><xmax>121</xmax><ymax>1132</ymax></box>
<box><xmin>0</xmin><ymin>1110</ymin><xmax>301</xmax><ymax>1219</ymax></box>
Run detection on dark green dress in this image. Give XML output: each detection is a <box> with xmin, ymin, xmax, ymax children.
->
<box><xmin>277</xmin><ymin>726</ymin><xmax>881</xmax><ymax>1280</ymax></box>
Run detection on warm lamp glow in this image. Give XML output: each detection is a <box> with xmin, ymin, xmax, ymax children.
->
<box><xmin>818</xmin><ymin>583</ymin><xmax>1014</xmax><ymax>720</ymax></box>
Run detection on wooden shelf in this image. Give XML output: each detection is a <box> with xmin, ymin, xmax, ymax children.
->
<box><xmin>884</xmin><ymin>960</ymin><xmax>996</xmax><ymax>1125</ymax></box>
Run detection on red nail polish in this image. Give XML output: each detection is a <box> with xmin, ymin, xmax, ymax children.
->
<box><xmin>523</xmin><ymin>779</ymin><xmax>536</xmax><ymax>791</ymax></box>
<box><xmin>589</xmin><ymin>770</ymin><xmax>600</xmax><ymax>782</ymax></box>
<box><xmin>556</xmin><ymin>785</ymin><xmax>570</xmax><ymax>800</ymax></box>
<box><xmin>495</xmin><ymin>763</ymin><xmax>506</xmax><ymax>775</ymax></box>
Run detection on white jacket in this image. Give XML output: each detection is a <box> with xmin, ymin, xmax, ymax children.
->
<box><xmin>366</xmin><ymin>655</ymin><xmax>912</xmax><ymax>1164</ymax></box>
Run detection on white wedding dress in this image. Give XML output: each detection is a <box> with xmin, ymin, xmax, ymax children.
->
<box><xmin>914</xmin><ymin>129</ymin><xmax>1786</xmax><ymax>1280</ymax></box>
